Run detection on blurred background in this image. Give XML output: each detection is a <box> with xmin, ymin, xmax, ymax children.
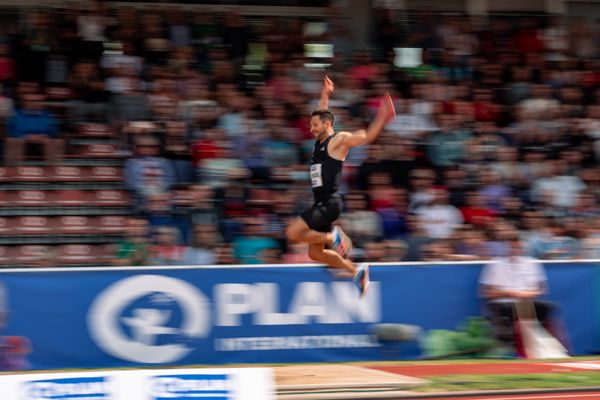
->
<box><xmin>1</xmin><ymin>0</ymin><xmax>600</xmax><ymax>267</ymax></box>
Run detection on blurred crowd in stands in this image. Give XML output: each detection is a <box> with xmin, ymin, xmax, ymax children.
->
<box><xmin>2</xmin><ymin>1</ymin><xmax>600</xmax><ymax>266</ymax></box>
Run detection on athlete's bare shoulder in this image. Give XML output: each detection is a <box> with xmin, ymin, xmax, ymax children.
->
<box><xmin>329</xmin><ymin>131</ymin><xmax>353</xmax><ymax>148</ymax></box>
<box><xmin>328</xmin><ymin>131</ymin><xmax>353</xmax><ymax>160</ymax></box>
<box><xmin>331</xmin><ymin>130</ymin><xmax>352</xmax><ymax>142</ymax></box>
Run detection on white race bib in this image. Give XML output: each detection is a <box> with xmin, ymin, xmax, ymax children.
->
<box><xmin>310</xmin><ymin>163</ymin><xmax>323</xmax><ymax>187</ymax></box>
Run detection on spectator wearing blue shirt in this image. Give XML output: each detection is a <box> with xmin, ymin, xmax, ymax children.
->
<box><xmin>182</xmin><ymin>223</ymin><xmax>220</xmax><ymax>265</ymax></box>
<box><xmin>530</xmin><ymin>221</ymin><xmax>579</xmax><ymax>260</ymax></box>
<box><xmin>124</xmin><ymin>135</ymin><xmax>176</xmax><ymax>211</ymax></box>
<box><xmin>233</xmin><ymin>216</ymin><xmax>279</xmax><ymax>265</ymax></box>
<box><xmin>4</xmin><ymin>93</ymin><xmax>63</xmax><ymax>165</ymax></box>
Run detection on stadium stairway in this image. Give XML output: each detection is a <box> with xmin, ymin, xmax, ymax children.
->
<box><xmin>0</xmin><ymin>123</ymin><xmax>130</xmax><ymax>267</ymax></box>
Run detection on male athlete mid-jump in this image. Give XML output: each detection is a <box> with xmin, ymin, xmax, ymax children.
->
<box><xmin>286</xmin><ymin>76</ymin><xmax>396</xmax><ymax>296</ymax></box>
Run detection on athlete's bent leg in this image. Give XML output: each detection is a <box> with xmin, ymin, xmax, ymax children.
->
<box><xmin>307</xmin><ymin>243</ymin><xmax>356</xmax><ymax>275</ymax></box>
<box><xmin>286</xmin><ymin>217</ymin><xmax>333</xmax><ymax>245</ymax></box>
<box><xmin>308</xmin><ymin>243</ymin><xmax>370</xmax><ymax>297</ymax></box>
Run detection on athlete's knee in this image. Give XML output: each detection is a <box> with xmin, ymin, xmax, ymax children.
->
<box><xmin>308</xmin><ymin>247</ymin><xmax>325</xmax><ymax>262</ymax></box>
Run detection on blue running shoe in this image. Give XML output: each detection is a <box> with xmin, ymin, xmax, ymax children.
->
<box><xmin>331</xmin><ymin>226</ymin><xmax>352</xmax><ymax>258</ymax></box>
<box><xmin>354</xmin><ymin>263</ymin><xmax>370</xmax><ymax>297</ymax></box>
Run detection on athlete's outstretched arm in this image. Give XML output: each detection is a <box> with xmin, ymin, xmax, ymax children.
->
<box><xmin>339</xmin><ymin>93</ymin><xmax>396</xmax><ymax>148</ymax></box>
<box><xmin>318</xmin><ymin>76</ymin><xmax>334</xmax><ymax>110</ymax></box>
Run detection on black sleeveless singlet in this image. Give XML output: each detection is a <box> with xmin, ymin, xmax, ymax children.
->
<box><xmin>309</xmin><ymin>133</ymin><xmax>343</xmax><ymax>203</ymax></box>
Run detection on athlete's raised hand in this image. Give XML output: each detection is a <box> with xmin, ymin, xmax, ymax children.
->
<box><xmin>378</xmin><ymin>92</ymin><xmax>397</xmax><ymax>124</ymax></box>
<box><xmin>318</xmin><ymin>76</ymin><xmax>335</xmax><ymax>110</ymax></box>
<box><xmin>322</xmin><ymin>76</ymin><xmax>334</xmax><ymax>96</ymax></box>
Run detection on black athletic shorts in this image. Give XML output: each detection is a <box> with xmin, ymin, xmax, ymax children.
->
<box><xmin>300</xmin><ymin>194</ymin><xmax>343</xmax><ymax>233</ymax></box>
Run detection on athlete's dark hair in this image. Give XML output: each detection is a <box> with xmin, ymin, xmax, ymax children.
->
<box><xmin>311</xmin><ymin>109</ymin><xmax>335</xmax><ymax>124</ymax></box>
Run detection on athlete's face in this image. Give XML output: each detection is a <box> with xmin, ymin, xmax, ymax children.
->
<box><xmin>310</xmin><ymin>115</ymin><xmax>330</xmax><ymax>140</ymax></box>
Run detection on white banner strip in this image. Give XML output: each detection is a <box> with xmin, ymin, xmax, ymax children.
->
<box><xmin>0</xmin><ymin>367</ymin><xmax>275</xmax><ymax>400</ymax></box>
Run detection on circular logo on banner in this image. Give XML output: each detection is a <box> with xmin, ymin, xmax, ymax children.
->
<box><xmin>88</xmin><ymin>275</ymin><xmax>210</xmax><ymax>363</ymax></box>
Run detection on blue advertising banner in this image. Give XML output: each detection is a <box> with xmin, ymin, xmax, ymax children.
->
<box><xmin>0</xmin><ymin>263</ymin><xmax>596</xmax><ymax>371</ymax></box>
<box><xmin>543</xmin><ymin>263</ymin><xmax>598</xmax><ymax>356</ymax></box>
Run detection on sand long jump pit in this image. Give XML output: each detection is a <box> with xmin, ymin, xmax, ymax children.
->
<box><xmin>275</xmin><ymin>364</ymin><xmax>427</xmax><ymax>399</ymax></box>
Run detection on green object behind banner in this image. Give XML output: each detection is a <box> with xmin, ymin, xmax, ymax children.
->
<box><xmin>420</xmin><ymin>316</ymin><xmax>503</xmax><ymax>359</ymax></box>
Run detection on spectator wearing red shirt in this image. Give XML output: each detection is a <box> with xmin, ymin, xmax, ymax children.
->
<box><xmin>473</xmin><ymin>88</ymin><xmax>500</xmax><ymax>122</ymax></box>
<box><xmin>460</xmin><ymin>190</ymin><xmax>497</xmax><ymax>228</ymax></box>
<box><xmin>0</xmin><ymin>42</ymin><xmax>15</xmax><ymax>85</ymax></box>
<box><xmin>191</xmin><ymin>128</ymin><xmax>223</xmax><ymax>167</ymax></box>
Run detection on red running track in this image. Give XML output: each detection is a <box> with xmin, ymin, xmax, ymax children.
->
<box><xmin>370</xmin><ymin>361</ymin><xmax>600</xmax><ymax>377</ymax></box>
<box><xmin>415</xmin><ymin>392</ymin><xmax>600</xmax><ymax>400</ymax></box>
